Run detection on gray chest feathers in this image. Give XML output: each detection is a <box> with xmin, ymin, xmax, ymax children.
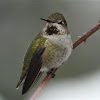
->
<box><xmin>41</xmin><ymin>34</ymin><xmax>73</xmax><ymax>71</ymax></box>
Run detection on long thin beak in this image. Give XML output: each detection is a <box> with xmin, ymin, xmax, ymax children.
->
<box><xmin>40</xmin><ymin>18</ymin><xmax>56</xmax><ymax>23</ymax></box>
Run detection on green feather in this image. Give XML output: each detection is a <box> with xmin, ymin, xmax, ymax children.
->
<box><xmin>48</xmin><ymin>13</ymin><xmax>65</xmax><ymax>22</ymax></box>
<box><xmin>16</xmin><ymin>32</ymin><xmax>46</xmax><ymax>88</ymax></box>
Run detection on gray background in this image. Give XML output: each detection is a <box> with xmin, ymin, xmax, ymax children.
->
<box><xmin>0</xmin><ymin>0</ymin><xmax>100</xmax><ymax>100</ymax></box>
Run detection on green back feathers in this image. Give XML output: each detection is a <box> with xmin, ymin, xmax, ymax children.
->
<box><xmin>23</xmin><ymin>33</ymin><xmax>46</xmax><ymax>69</ymax></box>
<box><xmin>17</xmin><ymin>33</ymin><xmax>46</xmax><ymax>88</ymax></box>
<box><xmin>23</xmin><ymin>33</ymin><xmax>46</xmax><ymax>77</ymax></box>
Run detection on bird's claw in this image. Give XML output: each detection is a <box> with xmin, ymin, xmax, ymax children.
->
<box><xmin>47</xmin><ymin>69</ymin><xmax>55</xmax><ymax>78</ymax></box>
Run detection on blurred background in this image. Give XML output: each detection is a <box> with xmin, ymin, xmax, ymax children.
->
<box><xmin>0</xmin><ymin>0</ymin><xmax>100</xmax><ymax>100</ymax></box>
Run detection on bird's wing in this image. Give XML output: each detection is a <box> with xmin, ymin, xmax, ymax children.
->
<box><xmin>22</xmin><ymin>46</ymin><xmax>45</xmax><ymax>94</ymax></box>
<box><xmin>16</xmin><ymin>32</ymin><xmax>47</xmax><ymax>93</ymax></box>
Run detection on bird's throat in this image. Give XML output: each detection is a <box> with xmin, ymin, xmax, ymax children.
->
<box><xmin>46</xmin><ymin>25</ymin><xmax>59</xmax><ymax>35</ymax></box>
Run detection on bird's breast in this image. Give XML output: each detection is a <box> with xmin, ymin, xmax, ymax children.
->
<box><xmin>41</xmin><ymin>34</ymin><xmax>73</xmax><ymax>71</ymax></box>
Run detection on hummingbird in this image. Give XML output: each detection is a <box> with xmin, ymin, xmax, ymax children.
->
<box><xmin>16</xmin><ymin>13</ymin><xmax>73</xmax><ymax>94</ymax></box>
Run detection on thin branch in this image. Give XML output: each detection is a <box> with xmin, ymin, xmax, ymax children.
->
<box><xmin>73</xmin><ymin>22</ymin><xmax>100</xmax><ymax>49</ymax></box>
<box><xmin>30</xmin><ymin>22</ymin><xmax>100</xmax><ymax>100</ymax></box>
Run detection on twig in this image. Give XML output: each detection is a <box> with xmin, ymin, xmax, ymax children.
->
<box><xmin>30</xmin><ymin>22</ymin><xmax>100</xmax><ymax>100</ymax></box>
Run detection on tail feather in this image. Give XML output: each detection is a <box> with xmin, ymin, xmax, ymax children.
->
<box><xmin>16</xmin><ymin>80</ymin><xmax>22</xmax><ymax>89</ymax></box>
<box><xmin>22</xmin><ymin>72</ymin><xmax>43</xmax><ymax>95</ymax></box>
<box><xmin>16</xmin><ymin>77</ymin><xmax>25</xmax><ymax>89</ymax></box>
<box><xmin>30</xmin><ymin>72</ymin><xmax>43</xmax><ymax>88</ymax></box>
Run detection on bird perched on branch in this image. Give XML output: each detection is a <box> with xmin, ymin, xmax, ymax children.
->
<box><xmin>16</xmin><ymin>13</ymin><xmax>73</xmax><ymax>94</ymax></box>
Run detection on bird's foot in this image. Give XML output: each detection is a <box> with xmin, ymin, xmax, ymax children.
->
<box><xmin>47</xmin><ymin>68</ymin><xmax>55</xmax><ymax>78</ymax></box>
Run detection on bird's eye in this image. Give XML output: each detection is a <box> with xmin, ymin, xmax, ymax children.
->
<box><xmin>58</xmin><ymin>20</ymin><xmax>64</xmax><ymax>25</ymax></box>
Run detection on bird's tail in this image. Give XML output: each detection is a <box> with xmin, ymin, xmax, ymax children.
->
<box><xmin>16</xmin><ymin>76</ymin><xmax>25</xmax><ymax>90</ymax></box>
<box><xmin>22</xmin><ymin>71</ymin><xmax>43</xmax><ymax>94</ymax></box>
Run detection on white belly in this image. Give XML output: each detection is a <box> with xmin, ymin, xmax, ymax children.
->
<box><xmin>40</xmin><ymin>34</ymin><xmax>73</xmax><ymax>71</ymax></box>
